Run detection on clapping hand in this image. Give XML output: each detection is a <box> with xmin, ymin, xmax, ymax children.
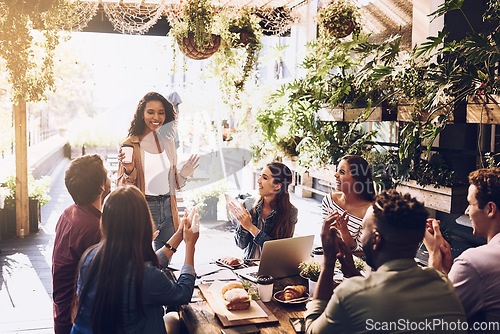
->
<box><xmin>423</xmin><ymin>218</ymin><xmax>452</xmax><ymax>274</ymax></box>
<box><xmin>228</xmin><ymin>201</ymin><xmax>254</xmax><ymax>233</ymax></box>
<box><xmin>326</xmin><ymin>209</ymin><xmax>349</xmax><ymax>232</ymax></box>
<box><xmin>183</xmin><ymin>208</ymin><xmax>200</xmax><ymax>247</ymax></box>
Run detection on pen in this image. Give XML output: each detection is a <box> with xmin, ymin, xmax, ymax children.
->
<box><xmin>202</xmin><ymin>278</ymin><xmax>238</xmax><ymax>283</ymax></box>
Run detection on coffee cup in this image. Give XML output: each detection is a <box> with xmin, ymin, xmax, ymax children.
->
<box><xmin>121</xmin><ymin>144</ymin><xmax>133</xmax><ymax>164</ymax></box>
<box><xmin>312</xmin><ymin>247</ymin><xmax>324</xmax><ymax>263</ymax></box>
<box><xmin>257</xmin><ymin>275</ymin><xmax>274</xmax><ymax>302</ymax></box>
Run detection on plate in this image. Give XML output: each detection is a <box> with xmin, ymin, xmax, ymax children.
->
<box><xmin>273</xmin><ymin>290</ymin><xmax>309</xmax><ymax>304</ymax></box>
<box><xmin>216</xmin><ymin>258</ymin><xmax>244</xmax><ymax>270</ymax></box>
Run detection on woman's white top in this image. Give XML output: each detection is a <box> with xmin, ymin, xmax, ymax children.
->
<box><xmin>321</xmin><ymin>194</ymin><xmax>364</xmax><ymax>253</ymax></box>
<box><xmin>143</xmin><ymin>149</ymin><xmax>171</xmax><ymax>196</ymax></box>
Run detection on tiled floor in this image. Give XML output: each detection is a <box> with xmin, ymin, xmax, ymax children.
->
<box><xmin>0</xmin><ymin>158</ymin><xmax>324</xmax><ymax>333</ymax></box>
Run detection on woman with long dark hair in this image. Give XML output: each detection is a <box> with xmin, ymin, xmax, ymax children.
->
<box><xmin>229</xmin><ymin>162</ymin><xmax>298</xmax><ymax>259</ymax></box>
<box><xmin>322</xmin><ymin>155</ymin><xmax>375</xmax><ymax>255</ymax></box>
<box><xmin>71</xmin><ymin>185</ymin><xmax>199</xmax><ymax>334</ymax></box>
<box><xmin>117</xmin><ymin>92</ymin><xmax>199</xmax><ymax>251</ymax></box>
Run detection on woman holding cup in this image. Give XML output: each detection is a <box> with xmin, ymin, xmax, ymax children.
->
<box><xmin>117</xmin><ymin>92</ymin><xmax>199</xmax><ymax>250</ymax></box>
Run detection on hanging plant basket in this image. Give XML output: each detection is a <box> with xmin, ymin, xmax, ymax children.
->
<box><xmin>177</xmin><ymin>32</ymin><xmax>221</xmax><ymax>60</ymax></box>
<box><xmin>231</xmin><ymin>31</ymin><xmax>252</xmax><ymax>47</ymax></box>
<box><xmin>317</xmin><ymin>0</ymin><xmax>360</xmax><ymax>40</ymax></box>
<box><xmin>327</xmin><ymin>20</ymin><xmax>356</xmax><ymax>39</ymax></box>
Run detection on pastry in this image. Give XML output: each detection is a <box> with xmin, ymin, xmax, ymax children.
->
<box><xmin>219</xmin><ymin>256</ymin><xmax>241</xmax><ymax>266</ymax></box>
<box><xmin>284</xmin><ymin>285</ymin><xmax>307</xmax><ymax>300</ymax></box>
<box><xmin>223</xmin><ymin>288</ymin><xmax>251</xmax><ymax>310</ymax></box>
<box><xmin>221</xmin><ymin>282</ymin><xmax>245</xmax><ymax>295</ymax></box>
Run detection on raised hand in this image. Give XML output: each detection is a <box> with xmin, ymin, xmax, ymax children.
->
<box><xmin>423</xmin><ymin>219</ymin><xmax>452</xmax><ymax>274</ymax></box>
<box><xmin>336</xmin><ymin>237</ymin><xmax>360</xmax><ymax>277</ymax></box>
<box><xmin>321</xmin><ymin>214</ymin><xmax>340</xmax><ymax>265</ymax></box>
<box><xmin>179</xmin><ymin>154</ymin><xmax>200</xmax><ymax>179</ymax></box>
<box><xmin>183</xmin><ymin>207</ymin><xmax>200</xmax><ymax>247</ymax></box>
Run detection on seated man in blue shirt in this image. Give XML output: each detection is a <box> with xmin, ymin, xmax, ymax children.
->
<box><xmin>305</xmin><ymin>189</ymin><xmax>466</xmax><ymax>334</ymax></box>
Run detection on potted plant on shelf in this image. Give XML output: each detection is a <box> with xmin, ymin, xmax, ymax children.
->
<box><xmin>299</xmin><ymin>260</ymin><xmax>321</xmax><ymax>295</ymax></box>
<box><xmin>183</xmin><ymin>180</ymin><xmax>227</xmax><ymax>221</ymax></box>
<box><xmin>1</xmin><ymin>173</ymin><xmax>51</xmax><ymax>237</ymax></box>
<box><xmin>168</xmin><ymin>0</ymin><xmax>221</xmax><ymax>60</ymax></box>
<box><xmin>316</xmin><ymin>0</ymin><xmax>361</xmax><ymax>40</ymax></box>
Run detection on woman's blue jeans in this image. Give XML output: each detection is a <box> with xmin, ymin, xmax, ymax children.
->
<box><xmin>147</xmin><ymin>195</ymin><xmax>175</xmax><ymax>251</ymax></box>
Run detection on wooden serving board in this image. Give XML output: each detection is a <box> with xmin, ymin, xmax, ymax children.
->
<box><xmin>198</xmin><ymin>284</ymin><xmax>279</xmax><ymax>328</ymax></box>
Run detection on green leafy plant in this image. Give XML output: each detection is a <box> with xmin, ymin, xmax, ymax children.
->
<box><xmin>299</xmin><ymin>261</ymin><xmax>321</xmax><ymax>282</ymax></box>
<box><xmin>316</xmin><ymin>0</ymin><xmax>361</xmax><ymax>40</ymax></box>
<box><xmin>3</xmin><ymin>173</ymin><xmax>52</xmax><ymax>210</ymax></box>
<box><xmin>183</xmin><ymin>180</ymin><xmax>227</xmax><ymax>218</ymax></box>
<box><xmin>0</xmin><ymin>0</ymin><xmax>76</xmax><ymax>102</ymax></box>
<box><xmin>168</xmin><ymin>0</ymin><xmax>218</xmax><ymax>52</ymax></box>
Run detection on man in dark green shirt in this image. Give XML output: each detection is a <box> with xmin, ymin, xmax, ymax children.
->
<box><xmin>305</xmin><ymin>190</ymin><xmax>466</xmax><ymax>334</ymax></box>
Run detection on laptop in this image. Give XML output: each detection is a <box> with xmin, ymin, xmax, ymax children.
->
<box><xmin>234</xmin><ymin>235</ymin><xmax>315</xmax><ymax>282</ymax></box>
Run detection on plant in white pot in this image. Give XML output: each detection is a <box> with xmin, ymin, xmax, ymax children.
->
<box><xmin>299</xmin><ymin>260</ymin><xmax>321</xmax><ymax>296</ymax></box>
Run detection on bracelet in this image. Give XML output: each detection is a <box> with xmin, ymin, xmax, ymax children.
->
<box><xmin>125</xmin><ymin>166</ymin><xmax>135</xmax><ymax>174</ymax></box>
<box><xmin>163</xmin><ymin>241</ymin><xmax>177</xmax><ymax>253</ymax></box>
<box><xmin>180</xmin><ymin>174</ymin><xmax>188</xmax><ymax>181</ymax></box>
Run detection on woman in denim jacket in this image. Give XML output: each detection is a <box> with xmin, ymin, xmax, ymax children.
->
<box><xmin>71</xmin><ymin>185</ymin><xmax>199</xmax><ymax>334</ymax></box>
<box><xmin>229</xmin><ymin>162</ymin><xmax>298</xmax><ymax>259</ymax></box>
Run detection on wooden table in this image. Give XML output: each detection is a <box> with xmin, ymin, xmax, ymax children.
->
<box><xmin>180</xmin><ymin>275</ymin><xmax>309</xmax><ymax>334</ymax></box>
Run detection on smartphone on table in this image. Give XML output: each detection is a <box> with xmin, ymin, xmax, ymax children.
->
<box><xmin>289</xmin><ymin>317</ymin><xmax>306</xmax><ymax>333</ymax></box>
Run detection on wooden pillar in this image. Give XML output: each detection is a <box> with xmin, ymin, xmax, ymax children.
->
<box><xmin>14</xmin><ymin>98</ymin><xmax>29</xmax><ymax>237</ymax></box>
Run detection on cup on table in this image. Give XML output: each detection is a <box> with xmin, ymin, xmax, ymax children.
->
<box><xmin>121</xmin><ymin>144</ymin><xmax>134</xmax><ymax>164</ymax></box>
<box><xmin>257</xmin><ymin>275</ymin><xmax>274</xmax><ymax>302</ymax></box>
<box><xmin>312</xmin><ymin>247</ymin><xmax>324</xmax><ymax>264</ymax></box>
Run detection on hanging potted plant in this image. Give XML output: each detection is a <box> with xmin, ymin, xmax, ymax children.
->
<box><xmin>168</xmin><ymin>0</ymin><xmax>221</xmax><ymax>60</ymax></box>
<box><xmin>226</xmin><ymin>8</ymin><xmax>262</xmax><ymax>90</ymax></box>
<box><xmin>316</xmin><ymin>0</ymin><xmax>361</xmax><ymax>39</ymax></box>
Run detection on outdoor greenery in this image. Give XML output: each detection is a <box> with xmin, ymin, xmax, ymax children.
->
<box><xmin>2</xmin><ymin>173</ymin><xmax>52</xmax><ymax>210</ymax></box>
<box><xmin>317</xmin><ymin>0</ymin><xmax>361</xmax><ymax>40</ymax></box>
<box><xmin>169</xmin><ymin>0</ymin><xmax>217</xmax><ymax>52</ymax></box>
<box><xmin>251</xmin><ymin>0</ymin><xmax>499</xmax><ymax>188</ymax></box>
<box><xmin>0</xmin><ymin>0</ymin><xmax>78</xmax><ymax>103</ymax></box>
<box><xmin>182</xmin><ymin>180</ymin><xmax>228</xmax><ymax>219</ymax></box>
<box><xmin>299</xmin><ymin>260</ymin><xmax>321</xmax><ymax>282</ymax></box>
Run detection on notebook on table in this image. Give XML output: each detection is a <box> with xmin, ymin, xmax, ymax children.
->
<box><xmin>234</xmin><ymin>235</ymin><xmax>315</xmax><ymax>282</ymax></box>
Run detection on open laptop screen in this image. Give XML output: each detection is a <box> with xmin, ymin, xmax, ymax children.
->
<box><xmin>234</xmin><ymin>235</ymin><xmax>314</xmax><ymax>282</ymax></box>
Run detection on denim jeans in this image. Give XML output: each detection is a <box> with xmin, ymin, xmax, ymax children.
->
<box><xmin>147</xmin><ymin>195</ymin><xmax>175</xmax><ymax>251</ymax></box>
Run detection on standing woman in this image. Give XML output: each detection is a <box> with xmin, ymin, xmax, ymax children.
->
<box><xmin>117</xmin><ymin>92</ymin><xmax>199</xmax><ymax>250</ymax></box>
<box><xmin>71</xmin><ymin>185</ymin><xmax>199</xmax><ymax>334</ymax></box>
<box><xmin>229</xmin><ymin>162</ymin><xmax>298</xmax><ymax>259</ymax></box>
<box><xmin>322</xmin><ymin>155</ymin><xmax>375</xmax><ymax>255</ymax></box>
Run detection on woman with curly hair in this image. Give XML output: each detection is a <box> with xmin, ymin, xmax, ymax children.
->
<box><xmin>117</xmin><ymin>92</ymin><xmax>199</xmax><ymax>250</ymax></box>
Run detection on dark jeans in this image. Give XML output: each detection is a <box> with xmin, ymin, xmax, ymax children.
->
<box><xmin>147</xmin><ymin>195</ymin><xmax>175</xmax><ymax>251</ymax></box>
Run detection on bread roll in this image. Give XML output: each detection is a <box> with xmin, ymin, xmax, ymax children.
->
<box><xmin>220</xmin><ymin>257</ymin><xmax>241</xmax><ymax>266</ymax></box>
<box><xmin>223</xmin><ymin>288</ymin><xmax>251</xmax><ymax>310</ymax></box>
<box><xmin>284</xmin><ymin>285</ymin><xmax>307</xmax><ymax>300</ymax></box>
<box><xmin>221</xmin><ymin>282</ymin><xmax>244</xmax><ymax>295</ymax></box>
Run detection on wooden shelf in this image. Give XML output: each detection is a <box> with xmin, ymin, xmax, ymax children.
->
<box><xmin>466</xmin><ymin>95</ymin><xmax>500</xmax><ymax>124</ymax></box>
<box><xmin>318</xmin><ymin>104</ymin><xmax>396</xmax><ymax>122</ymax></box>
<box><xmin>396</xmin><ymin>180</ymin><xmax>468</xmax><ymax>214</ymax></box>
